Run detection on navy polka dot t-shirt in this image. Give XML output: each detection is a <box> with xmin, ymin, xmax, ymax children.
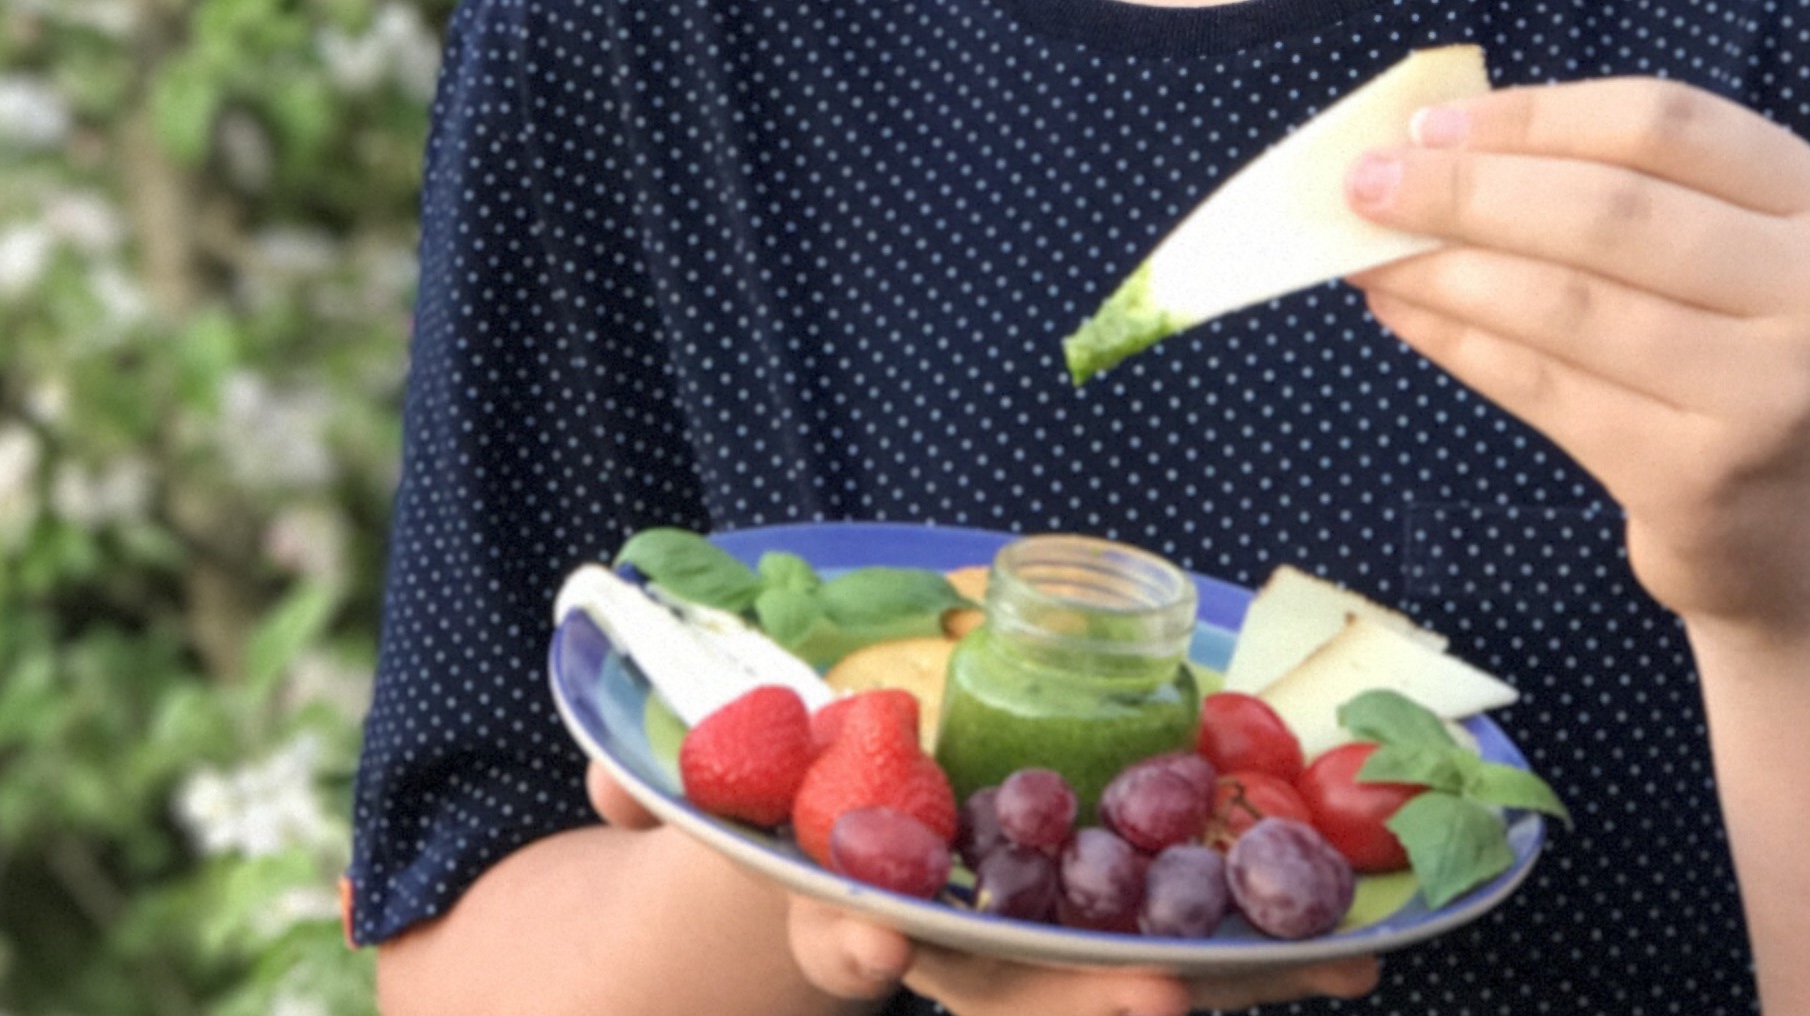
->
<box><xmin>349</xmin><ymin>0</ymin><xmax>1810</xmax><ymax>1011</ymax></box>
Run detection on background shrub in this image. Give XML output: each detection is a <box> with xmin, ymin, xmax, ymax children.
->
<box><xmin>1</xmin><ymin>2</ymin><xmax>455</xmax><ymax>1012</ymax></box>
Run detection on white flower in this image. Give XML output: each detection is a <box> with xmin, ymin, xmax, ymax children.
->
<box><xmin>282</xmin><ymin>650</ymin><xmax>372</xmax><ymax>724</ymax></box>
<box><xmin>264</xmin><ymin>505</ymin><xmax>351</xmax><ymax>585</ymax></box>
<box><xmin>49</xmin><ymin>455</ymin><xmax>151</xmax><ymax>530</ymax></box>
<box><xmin>86</xmin><ymin>261</ymin><xmax>148</xmax><ymax>326</ymax></box>
<box><xmin>44</xmin><ymin>191</ymin><xmax>125</xmax><ymax>252</ymax></box>
<box><xmin>0</xmin><ymin>225</ymin><xmax>52</xmax><ymax>298</ymax></box>
<box><xmin>317</xmin><ymin>3</ymin><xmax>441</xmax><ymax>100</ymax></box>
<box><xmin>218</xmin><ymin>372</ymin><xmax>336</xmax><ymax>491</ymax></box>
<box><xmin>269</xmin><ymin>989</ymin><xmax>332</xmax><ymax>1016</ymax></box>
<box><xmin>0</xmin><ymin>424</ymin><xmax>43</xmax><ymax>548</ymax></box>
<box><xmin>174</xmin><ymin>734</ymin><xmax>339</xmax><ymax>859</ymax></box>
<box><xmin>0</xmin><ymin>75</ymin><xmax>70</xmax><ymax>149</ymax></box>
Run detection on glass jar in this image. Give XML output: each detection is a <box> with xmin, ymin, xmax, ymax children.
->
<box><xmin>932</xmin><ymin>533</ymin><xmax>1200</xmax><ymax>819</ymax></box>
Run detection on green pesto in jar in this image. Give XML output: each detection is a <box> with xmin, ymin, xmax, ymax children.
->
<box><xmin>932</xmin><ymin>534</ymin><xmax>1200</xmax><ymax>820</ymax></box>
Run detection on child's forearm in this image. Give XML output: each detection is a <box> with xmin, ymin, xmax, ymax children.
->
<box><xmin>374</xmin><ymin>822</ymin><xmax>883</xmax><ymax>1016</ymax></box>
<box><xmin>1688</xmin><ymin>620</ymin><xmax>1810</xmax><ymax>1016</ymax></box>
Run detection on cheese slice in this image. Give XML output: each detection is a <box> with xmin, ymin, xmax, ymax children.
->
<box><xmin>1062</xmin><ymin>44</ymin><xmax>1491</xmax><ymax>381</ymax></box>
<box><xmin>1258</xmin><ymin>616</ymin><xmax>1519</xmax><ymax>760</ymax></box>
<box><xmin>1224</xmin><ymin>564</ymin><xmax>1446</xmax><ymax>696</ymax></box>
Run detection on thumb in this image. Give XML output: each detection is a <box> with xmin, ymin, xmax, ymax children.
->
<box><xmin>787</xmin><ymin>895</ymin><xmax>915</xmax><ymax>1000</ymax></box>
<box><xmin>585</xmin><ymin>761</ymin><xmax>662</xmax><ymax>829</ymax></box>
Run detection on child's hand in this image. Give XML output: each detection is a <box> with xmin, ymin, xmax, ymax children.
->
<box><xmin>1344</xmin><ymin>76</ymin><xmax>1810</xmax><ymax>645</ymax></box>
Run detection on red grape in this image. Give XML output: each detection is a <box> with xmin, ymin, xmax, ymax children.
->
<box><xmin>1099</xmin><ymin>764</ymin><xmax>1210</xmax><ymax>854</ymax></box>
<box><xmin>973</xmin><ymin>843</ymin><xmax>1060</xmax><ymax>922</ymax></box>
<box><xmin>1057</xmin><ymin>827</ymin><xmax>1145</xmax><ymax>932</ymax></box>
<box><xmin>1139</xmin><ymin>844</ymin><xmax>1230</xmax><ymax>938</ymax></box>
<box><xmin>995</xmin><ymin>768</ymin><xmax>1078</xmax><ymax>851</ymax></box>
<box><xmin>1224</xmin><ymin>817</ymin><xmax>1354</xmax><ymax>939</ymax></box>
<box><xmin>827</xmin><ymin>807</ymin><xmax>953</xmax><ymax>899</ymax></box>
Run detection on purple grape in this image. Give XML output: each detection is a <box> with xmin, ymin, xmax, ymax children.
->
<box><xmin>1135</xmin><ymin>751</ymin><xmax>1219</xmax><ymax>799</ymax></box>
<box><xmin>1138</xmin><ymin>844</ymin><xmax>1230</xmax><ymax>938</ymax></box>
<box><xmin>972</xmin><ymin>843</ymin><xmax>1060</xmax><ymax>922</ymax></box>
<box><xmin>1224</xmin><ymin>817</ymin><xmax>1355</xmax><ymax>939</ymax></box>
<box><xmin>956</xmin><ymin>786</ymin><xmax>1007</xmax><ymax>868</ymax></box>
<box><xmin>995</xmin><ymin>768</ymin><xmax>1078</xmax><ymax>852</ymax></box>
<box><xmin>827</xmin><ymin>807</ymin><xmax>953</xmax><ymax>899</ymax></box>
<box><xmin>1056</xmin><ymin>827</ymin><xmax>1145</xmax><ymax>932</ymax></box>
<box><xmin>1099</xmin><ymin>764</ymin><xmax>1210</xmax><ymax>854</ymax></box>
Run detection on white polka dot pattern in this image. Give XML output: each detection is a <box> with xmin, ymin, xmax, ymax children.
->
<box><xmin>351</xmin><ymin>0</ymin><xmax>1808</xmax><ymax>1010</ymax></box>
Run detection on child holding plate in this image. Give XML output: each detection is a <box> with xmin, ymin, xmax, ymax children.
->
<box><xmin>348</xmin><ymin>0</ymin><xmax>1810</xmax><ymax>1013</ymax></box>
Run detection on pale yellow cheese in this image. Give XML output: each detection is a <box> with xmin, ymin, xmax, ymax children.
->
<box><xmin>1224</xmin><ymin>564</ymin><xmax>1446</xmax><ymax>696</ymax></box>
<box><xmin>1258</xmin><ymin>616</ymin><xmax>1519</xmax><ymax>760</ymax></box>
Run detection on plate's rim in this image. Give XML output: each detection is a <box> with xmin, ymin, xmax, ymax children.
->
<box><xmin>552</xmin><ymin>520</ymin><xmax>1546</xmax><ymax>972</ymax></box>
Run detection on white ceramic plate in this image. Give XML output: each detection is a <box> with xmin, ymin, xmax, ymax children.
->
<box><xmin>550</xmin><ymin>521</ymin><xmax>1545</xmax><ymax>973</ymax></box>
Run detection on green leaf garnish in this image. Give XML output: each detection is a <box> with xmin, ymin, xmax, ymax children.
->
<box><xmin>1338</xmin><ymin>688</ymin><xmax>1458</xmax><ymax>748</ymax></box>
<box><xmin>1463</xmin><ymin>760</ymin><xmax>1572</xmax><ymax>825</ymax></box>
<box><xmin>615</xmin><ymin>528</ymin><xmax>764</xmax><ymax>611</ymax></box>
<box><xmin>611</xmin><ymin>528</ymin><xmax>977</xmax><ymax>667</ymax></box>
<box><xmin>1386</xmin><ymin>792</ymin><xmax>1516</xmax><ymax>909</ymax></box>
<box><xmin>1342</xmin><ymin>687</ymin><xmax>1567</xmax><ymax>909</ymax></box>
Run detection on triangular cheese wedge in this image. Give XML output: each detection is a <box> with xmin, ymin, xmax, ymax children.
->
<box><xmin>1063</xmin><ymin>44</ymin><xmax>1491</xmax><ymax>381</ymax></box>
<box><xmin>1224</xmin><ymin>564</ymin><xmax>1446</xmax><ymax>696</ymax></box>
<box><xmin>1258</xmin><ymin>616</ymin><xmax>1519</xmax><ymax>760</ymax></box>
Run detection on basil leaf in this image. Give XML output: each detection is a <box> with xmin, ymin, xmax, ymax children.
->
<box><xmin>1387</xmin><ymin>792</ymin><xmax>1515</xmax><ymax>909</ymax></box>
<box><xmin>614</xmin><ymin>528</ymin><xmax>763</xmax><ymax>611</ymax></box>
<box><xmin>753</xmin><ymin>586</ymin><xmax>823</xmax><ymax>650</ymax></box>
<box><xmin>1463</xmin><ymin>760</ymin><xmax>1573</xmax><ymax>826</ymax></box>
<box><xmin>1338</xmin><ymin>689</ymin><xmax>1458</xmax><ymax>749</ymax></box>
<box><xmin>1358</xmin><ymin>743</ymin><xmax>1469</xmax><ymax>794</ymax></box>
<box><xmin>815</xmin><ymin>567</ymin><xmax>970</xmax><ymax>627</ymax></box>
<box><xmin>758</xmin><ymin>551</ymin><xmax>821</xmax><ymax>594</ymax></box>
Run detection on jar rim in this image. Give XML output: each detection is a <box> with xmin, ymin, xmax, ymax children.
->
<box><xmin>986</xmin><ymin>533</ymin><xmax>1198</xmax><ymax>655</ymax></box>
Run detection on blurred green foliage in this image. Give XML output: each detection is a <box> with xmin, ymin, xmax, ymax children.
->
<box><xmin>1</xmin><ymin>1</ymin><xmax>456</xmax><ymax>1012</ymax></box>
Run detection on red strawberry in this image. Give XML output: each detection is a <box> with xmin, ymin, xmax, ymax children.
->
<box><xmin>810</xmin><ymin>688</ymin><xmax>921</xmax><ymax>756</ymax></box>
<box><xmin>793</xmin><ymin>690</ymin><xmax>957</xmax><ymax>865</ymax></box>
<box><xmin>679</xmin><ymin>686</ymin><xmax>815</xmax><ymax>828</ymax></box>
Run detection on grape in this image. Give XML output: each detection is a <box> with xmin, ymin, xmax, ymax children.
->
<box><xmin>995</xmin><ymin>768</ymin><xmax>1078</xmax><ymax>851</ymax></box>
<box><xmin>1224</xmin><ymin>817</ymin><xmax>1355</xmax><ymax>939</ymax></box>
<box><xmin>1135</xmin><ymin>751</ymin><xmax>1219</xmax><ymax>799</ymax></box>
<box><xmin>1057</xmin><ymin>827</ymin><xmax>1145</xmax><ymax>932</ymax></box>
<box><xmin>972</xmin><ymin>843</ymin><xmax>1060</xmax><ymax>922</ymax></box>
<box><xmin>1099</xmin><ymin>763</ymin><xmax>1210</xmax><ymax>854</ymax></box>
<box><xmin>955</xmin><ymin>786</ymin><xmax>1007</xmax><ymax>868</ymax></box>
<box><xmin>1139</xmin><ymin>844</ymin><xmax>1230</xmax><ymax>938</ymax></box>
<box><xmin>827</xmin><ymin>807</ymin><xmax>953</xmax><ymax>899</ymax></box>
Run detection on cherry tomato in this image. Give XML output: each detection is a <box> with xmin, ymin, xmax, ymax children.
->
<box><xmin>1206</xmin><ymin>770</ymin><xmax>1311</xmax><ymax>850</ymax></box>
<box><xmin>1196</xmin><ymin>692</ymin><xmax>1305</xmax><ymax>782</ymax></box>
<box><xmin>1295</xmin><ymin>742</ymin><xmax>1424</xmax><ymax>873</ymax></box>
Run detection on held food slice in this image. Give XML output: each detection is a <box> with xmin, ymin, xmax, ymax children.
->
<box><xmin>1062</xmin><ymin>44</ymin><xmax>1491</xmax><ymax>382</ymax></box>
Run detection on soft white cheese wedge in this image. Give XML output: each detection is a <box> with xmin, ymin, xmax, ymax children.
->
<box><xmin>1063</xmin><ymin>44</ymin><xmax>1491</xmax><ymax>381</ymax></box>
<box><xmin>555</xmin><ymin>563</ymin><xmax>832</xmax><ymax>726</ymax></box>
<box><xmin>1258</xmin><ymin>616</ymin><xmax>1520</xmax><ymax>760</ymax></box>
<box><xmin>1224</xmin><ymin>564</ymin><xmax>1446</xmax><ymax>696</ymax></box>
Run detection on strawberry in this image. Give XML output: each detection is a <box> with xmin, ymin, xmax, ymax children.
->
<box><xmin>678</xmin><ymin>685</ymin><xmax>815</xmax><ymax>828</ymax></box>
<box><xmin>793</xmin><ymin>690</ymin><xmax>957</xmax><ymax>865</ymax></box>
<box><xmin>810</xmin><ymin>687</ymin><xmax>921</xmax><ymax>756</ymax></box>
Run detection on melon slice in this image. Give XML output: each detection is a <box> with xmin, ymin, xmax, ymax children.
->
<box><xmin>1224</xmin><ymin>564</ymin><xmax>1446</xmax><ymax>696</ymax></box>
<box><xmin>1258</xmin><ymin>616</ymin><xmax>1519</xmax><ymax>760</ymax></box>
<box><xmin>1062</xmin><ymin>44</ymin><xmax>1491</xmax><ymax>381</ymax></box>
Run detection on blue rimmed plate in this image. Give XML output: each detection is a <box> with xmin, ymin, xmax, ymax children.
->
<box><xmin>550</xmin><ymin>521</ymin><xmax>1544</xmax><ymax>973</ymax></box>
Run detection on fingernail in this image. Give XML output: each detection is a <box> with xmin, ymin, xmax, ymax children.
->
<box><xmin>1345</xmin><ymin>152</ymin><xmax>1402</xmax><ymax>209</ymax></box>
<box><xmin>1410</xmin><ymin>104</ymin><xmax>1469</xmax><ymax>147</ymax></box>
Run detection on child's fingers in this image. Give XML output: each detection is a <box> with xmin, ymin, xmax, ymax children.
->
<box><xmin>785</xmin><ymin>896</ymin><xmax>914</xmax><ymax>1001</ymax></box>
<box><xmin>1418</xmin><ymin>78</ymin><xmax>1810</xmax><ymax>216</ymax></box>
<box><xmin>1345</xmin><ymin>143</ymin><xmax>1803</xmax><ymax>317</ymax></box>
<box><xmin>585</xmin><ymin>761</ymin><xmax>663</xmax><ymax>829</ymax></box>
